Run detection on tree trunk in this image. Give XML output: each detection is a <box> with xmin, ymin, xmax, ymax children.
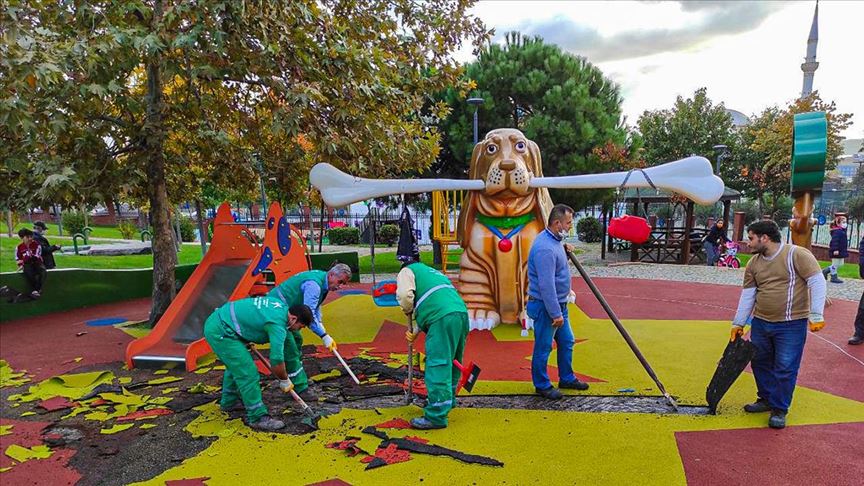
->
<box><xmin>5</xmin><ymin>210</ymin><xmax>12</xmax><ymax>237</ymax></box>
<box><xmin>144</xmin><ymin>0</ymin><xmax>176</xmax><ymax>325</ymax></box>
<box><xmin>106</xmin><ymin>196</ymin><xmax>117</xmax><ymax>225</ymax></box>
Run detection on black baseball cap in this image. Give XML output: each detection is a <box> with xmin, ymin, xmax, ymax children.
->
<box><xmin>34</xmin><ymin>221</ymin><xmax>47</xmax><ymax>230</ymax></box>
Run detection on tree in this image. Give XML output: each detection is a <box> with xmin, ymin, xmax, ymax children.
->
<box><xmin>2</xmin><ymin>0</ymin><xmax>488</xmax><ymax>322</ymax></box>
<box><xmin>636</xmin><ymin>87</ymin><xmax>736</xmax><ymax>167</ymax></box>
<box><xmin>434</xmin><ymin>33</ymin><xmax>627</xmax><ymax>210</ymax></box>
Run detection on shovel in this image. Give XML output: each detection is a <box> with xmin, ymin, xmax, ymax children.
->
<box><xmin>406</xmin><ymin>312</ymin><xmax>416</xmax><ymax>404</ymax></box>
<box><xmin>247</xmin><ymin>345</ymin><xmax>315</xmax><ymax>417</ymax></box>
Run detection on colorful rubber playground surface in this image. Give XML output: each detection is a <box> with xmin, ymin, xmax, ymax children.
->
<box><xmin>1</xmin><ymin>277</ymin><xmax>862</xmax><ymax>485</ymax></box>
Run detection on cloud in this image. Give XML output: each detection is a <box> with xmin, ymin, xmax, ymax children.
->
<box><xmin>497</xmin><ymin>1</ymin><xmax>788</xmax><ymax>62</ymax></box>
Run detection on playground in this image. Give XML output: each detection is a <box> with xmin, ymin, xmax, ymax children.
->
<box><xmin>2</xmin><ymin>200</ymin><xmax>863</xmax><ymax>485</ymax></box>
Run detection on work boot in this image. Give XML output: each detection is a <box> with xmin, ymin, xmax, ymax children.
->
<box><xmin>410</xmin><ymin>417</ymin><xmax>446</xmax><ymax>430</ymax></box>
<box><xmin>768</xmin><ymin>410</ymin><xmax>786</xmax><ymax>429</ymax></box>
<box><xmin>559</xmin><ymin>379</ymin><xmax>590</xmax><ymax>391</ymax></box>
<box><xmin>249</xmin><ymin>415</ymin><xmax>285</xmax><ymax>431</ymax></box>
<box><xmin>848</xmin><ymin>335</ymin><xmax>863</xmax><ymax>346</ymax></box>
<box><xmin>297</xmin><ymin>387</ymin><xmax>318</xmax><ymax>401</ymax></box>
<box><xmin>821</xmin><ymin>267</ymin><xmax>831</xmax><ymax>280</ymax></box>
<box><xmin>830</xmin><ymin>275</ymin><xmax>844</xmax><ymax>284</ymax></box>
<box><xmin>743</xmin><ymin>398</ymin><xmax>771</xmax><ymax>413</ymax></box>
<box><xmin>536</xmin><ymin>387</ymin><xmax>563</xmax><ymax>400</ymax></box>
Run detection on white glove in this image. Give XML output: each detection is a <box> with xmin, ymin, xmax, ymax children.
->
<box><xmin>322</xmin><ymin>334</ymin><xmax>337</xmax><ymax>351</ymax></box>
<box><xmin>278</xmin><ymin>379</ymin><xmax>294</xmax><ymax>393</ymax></box>
<box><xmin>566</xmin><ymin>290</ymin><xmax>576</xmax><ymax>304</ymax></box>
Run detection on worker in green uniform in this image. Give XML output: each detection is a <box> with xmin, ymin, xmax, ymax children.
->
<box><xmin>268</xmin><ymin>263</ymin><xmax>352</xmax><ymax>399</ymax></box>
<box><xmin>396</xmin><ymin>260</ymin><xmax>469</xmax><ymax>430</ymax></box>
<box><xmin>204</xmin><ymin>296</ymin><xmax>314</xmax><ymax>431</ymax></box>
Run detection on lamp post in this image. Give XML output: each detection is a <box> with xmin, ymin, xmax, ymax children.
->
<box><xmin>253</xmin><ymin>153</ymin><xmax>267</xmax><ymax>216</ymax></box>
<box><xmin>467</xmin><ymin>97</ymin><xmax>484</xmax><ymax>144</ymax></box>
<box><xmin>712</xmin><ymin>144</ymin><xmax>729</xmax><ymax>176</ymax></box>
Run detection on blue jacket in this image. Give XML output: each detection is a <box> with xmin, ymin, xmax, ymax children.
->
<box><xmin>527</xmin><ymin>229</ymin><xmax>571</xmax><ymax>319</ymax></box>
<box><xmin>828</xmin><ymin>225</ymin><xmax>849</xmax><ymax>258</ymax></box>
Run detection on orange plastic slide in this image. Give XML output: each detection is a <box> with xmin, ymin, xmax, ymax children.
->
<box><xmin>125</xmin><ymin>202</ymin><xmax>310</xmax><ymax>371</ymax></box>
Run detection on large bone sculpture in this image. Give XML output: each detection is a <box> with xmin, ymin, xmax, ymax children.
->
<box><xmin>311</xmin><ymin>129</ymin><xmax>725</xmax><ymax>330</ymax></box>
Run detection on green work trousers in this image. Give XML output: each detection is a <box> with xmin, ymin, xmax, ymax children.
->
<box><xmin>422</xmin><ymin>312</ymin><xmax>469</xmax><ymax>426</ymax></box>
<box><xmin>203</xmin><ymin>314</ymin><xmax>268</xmax><ymax>423</ymax></box>
<box><xmin>284</xmin><ymin>330</ymin><xmax>309</xmax><ymax>393</ymax></box>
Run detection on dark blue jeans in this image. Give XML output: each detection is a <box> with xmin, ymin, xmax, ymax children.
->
<box><xmin>750</xmin><ymin>317</ymin><xmax>808</xmax><ymax>413</ymax></box>
<box><xmin>528</xmin><ymin>300</ymin><xmax>576</xmax><ymax>390</ymax></box>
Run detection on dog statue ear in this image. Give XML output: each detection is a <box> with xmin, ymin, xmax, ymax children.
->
<box><xmin>527</xmin><ymin>139</ymin><xmax>554</xmax><ymax>224</ymax></box>
<box><xmin>458</xmin><ymin>141</ymin><xmax>485</xmax><ymax>248</ymax></box>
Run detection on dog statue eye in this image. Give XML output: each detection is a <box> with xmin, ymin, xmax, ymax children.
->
<box><xmin>486</xmin><ymin>144</ymin><xmax>498</xmax><ymax>154</ymax></box>
<box><xmin>515</xmin><ymin>141</ymin><xmax>526</xmax><ymax>152</ymax></box>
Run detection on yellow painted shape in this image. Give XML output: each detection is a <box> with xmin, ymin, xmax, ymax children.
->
<box><xmin>0</xmin><ymin>425</ymin><xmax>12</xmax><ymax>436</ymax></box>
<box><xmin>147</xmin><ymin>376</ymin><xmax>183</xmax><ymax>386</ymax></box>
<box><xmin>4</xmin><ymin>444</ymin><xmax>53</xmax><ymax>463</ymax></box>
<box><xmin>1</xmin><ymin>359</ymin><xmax>31</xmax><ymax>388</ymax></box>
<box><xmin>140</xmin><ymin>424</ymin><xmax>157</xmax><ymax>430</ymax></box>
<box><xmin>119</xmin><ymin>377</ymin><xmax>132</xmax><ymax>384</ymax></box>
<box><xmin>154</xmin><ymin>370</ymin><xmax>169</xmax><ymax>375</ymax></box>
<box><xmin>101</xmin><ymin>424</ymin><xmax>134</xmax><ymax>435</ymax></box>
<box><xmin>194</xmin><ymin>367</ymin><xmax>212</xmax><ymax>375</ymax></box>
<box><xmin>114</xmin><ymin>321</ymin><xmax>151</xmax><ymax>339</ymax></box>
<box><xmin>19</xmin><ymin>412</ymin><xmax>36</xmax><ymax>417</ymax></box>
<box><xmin>135</xmin><ymin>389</ymin><xmax>864</xmax><ymax>486</ymax></box>
<box><xmin>306</xmin><ymin>295</ymin><xmax>407</xmax><ymax>344</ymax></box>
<box><xmin>8</xmin><ymin>371</ymin><xmax>114</xmax><ymax>402</ymax></box>
<box><xmin>162</xmin><ymin>387</ymin><xmax>180</xmax><ymax>395</ymax></box>
<box><xmin>0</xmin><ymin>466</ymin><xmax>12</xmax><ymax>472</ymax></box>
<box><xmin>188</xmin><ymin>383</ymin><xmax>220</xmax><ymax>394</ymax></box>
<box><xmin>310</xmin><ymin>370</ymin><xmax>341</xmax><ymax>382</ymax></box>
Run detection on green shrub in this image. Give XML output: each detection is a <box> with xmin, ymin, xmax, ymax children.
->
<box><xmin>117</xmin><ymin>220</ymin><xmax>138</xmax><ymax>239</ymax></box>
<box><xmin>62</xmin><ymin>211</ymin><xmax>87</xmax><ymax>235</ymax></box>
<box><xmin>576</xmin><ymin>216</ymin><xmax>603</xmax><ymax>243</ymax></box>
<box><xmin>377</xmin><ymin>224</ymin><xmax>399</xmax><ymax>246</ymax></box>
<box><xmin>179</xmin><ymin>216</ymin><xmax>196</xmax><ymax>242</ymax></box>
<box><xmin>328</xmin><ymin>227</ymin><xmax>360</xmax><ymax>245</ymax></box>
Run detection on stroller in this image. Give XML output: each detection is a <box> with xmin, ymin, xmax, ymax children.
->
<box><xmin>716</xmin><ymin>241</ymin><xmax>741</xmax><ymax>269</ymax></box>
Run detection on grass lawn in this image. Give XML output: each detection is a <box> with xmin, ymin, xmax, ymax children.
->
<box><xmin>4</xmin><ymin>221</ymin><xmax>134</xmax><ymax>240</ymax></box>
<box><xmin>1</xmin><ymin>236</ymin><xmax>204</xmax><ymax>272</ymax></box>
<box><xmin>737</xmin><ymin>253</ymin><xmax>860</xmax><ymax>280</ymax></box>
<box><xmin>358</xmin><ymin>249</ymin><xmax>462</xmax><ymax>274</ymax></box>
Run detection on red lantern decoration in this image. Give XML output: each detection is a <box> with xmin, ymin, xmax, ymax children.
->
<box><xmin>608</xmin><ymin>215</ymin><xmax>651</xmax><ymax>244</ymax></box>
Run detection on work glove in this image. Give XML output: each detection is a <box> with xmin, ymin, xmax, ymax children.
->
<box><xmin>730</xmin><ymin>325</ymin><xmax>745</xmax><ymax>342</ymax></box>
<box><xmin>566</xmin><ymin>290</ymin><xmax>576</xmax><ymax>304</ymax></box>
<box><xmin>322</xmin><ymin>334</ymin><xmax>337</xmax><ymax>351</ymax></box>
<box><xmin>405</xmin><ymin>331</ymin><xmax>418</xmax><ymax>343</ymax></box>
<box><xmin>278</xmin><ymin>379</ymin><xmax>294</xmax><ymax>394</ymax></box>
<box><xmin>808</xmin><ymin>314</ymin><xmax>825</xmax><ymax>332</ymax></box>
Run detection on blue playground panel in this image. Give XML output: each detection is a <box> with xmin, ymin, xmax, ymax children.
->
<box><xmin>86</xmin><ymin>317</ymin><xmax>128</xmax><ymax>327</ymax></box>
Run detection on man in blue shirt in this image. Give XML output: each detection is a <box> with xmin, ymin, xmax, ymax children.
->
<box><xmin>526</xmin><ymin>204</ymin><xmax>589</xmax><ymax>399</ymax></box>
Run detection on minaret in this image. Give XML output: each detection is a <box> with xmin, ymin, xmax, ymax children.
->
<box><xmin>800</xmin><ymin>1</ymin><xmax>819</xmax><ymax>98</ymax></box>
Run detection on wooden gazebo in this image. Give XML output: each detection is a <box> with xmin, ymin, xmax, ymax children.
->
<box><xmin>615</xmin><ymin>187</ymin><xmax>742</xmax><ymax>264</ymax></box>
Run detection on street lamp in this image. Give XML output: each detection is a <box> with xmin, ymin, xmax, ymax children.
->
<box><xmin>253</xmin><ymin>152</ymin><xmax>267</xmax><ymax>215</ymax></box>
<box><xmin>467</xmin><ymin>97</ymin><xmax>484</xmax><ymax>144</ymax></box>
<box><xmin>712</xmin><ymin>144</ymin><xmax>729</xmax><ymax>176</ymax></box>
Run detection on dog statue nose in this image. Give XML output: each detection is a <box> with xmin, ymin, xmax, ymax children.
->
<box><xmin>499</xmin><ymin>159</ymin><xmax>516</xmax><ymax>171</ymax></box>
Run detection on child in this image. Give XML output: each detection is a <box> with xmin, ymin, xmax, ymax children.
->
<box><xmin>33</xmin><ymin>221</ymin><xmax>61</xmax><ymax>269</ymax></box>
<box><xmin>822</xmin><ymin>215</ymin><xmax>848</xmax><ymax>284</ymax></box>
<box><xmin>15</xmin><ymin>228</ymin><xmax>47</xmax><ymax>299</ymax></box>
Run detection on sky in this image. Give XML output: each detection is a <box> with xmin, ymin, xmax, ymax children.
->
<box><xmin>455</xmin><ymin>0</ymin><xmax>862</xmax><ymax>141</ymax></box>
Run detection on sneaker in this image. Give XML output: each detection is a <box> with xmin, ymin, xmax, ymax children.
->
<box><xmin>410</xmin><ymin>417</ymin><xmax>446</xmax><ymax>430</ymax></box>
<box><xmin>559</xmin><ymin>379</ymin><xmax>590</xmax><ymax>391</ymax></box>
<box><xmin>830</xmin><ymin>275</ymin><xmax>844</xmax><ymax>284</ymax></box>
<box><xmin>30</xmin><ymin>290</ymin><xmax>41</xmax><ymax>299</ymax></box>
<box><xmin>848</xmin><ymin>336</ymin><xmax>863</xmax><ymax>346</ymax></box>
<box><xmin>821</xmin><ymin>267</ymin><xmax>831</xmax><ymax>280</ymax></box>
<box><xmin>743</xmin><ymin>399</ymin><xmax>771</xmax><ymax>413</ymax></box>
<box><xmin>536</xmin><ymin>387</ymin><xmax>563</xmax><ymax>400</ymax></box>
<box><xmin>249</xmin><ymin>415</ymin><xmax>285</xmax><ymax>431</ymax></box>
<box><xmin>768</xmin><ymin>410</ymin><xmax>786</xmax><ymax>429</ymax></box>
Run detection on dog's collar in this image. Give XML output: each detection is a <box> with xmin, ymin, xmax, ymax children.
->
<box><xmin>475</xmin><ymin>213</ymin><xmax>535</xmax><ymax>229</ymax></box>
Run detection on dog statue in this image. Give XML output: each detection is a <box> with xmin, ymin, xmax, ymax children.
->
<box><xmin>457</xmin><ymin>128</ymin><xmax>553</xmax><ymax>330</ymax></box>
